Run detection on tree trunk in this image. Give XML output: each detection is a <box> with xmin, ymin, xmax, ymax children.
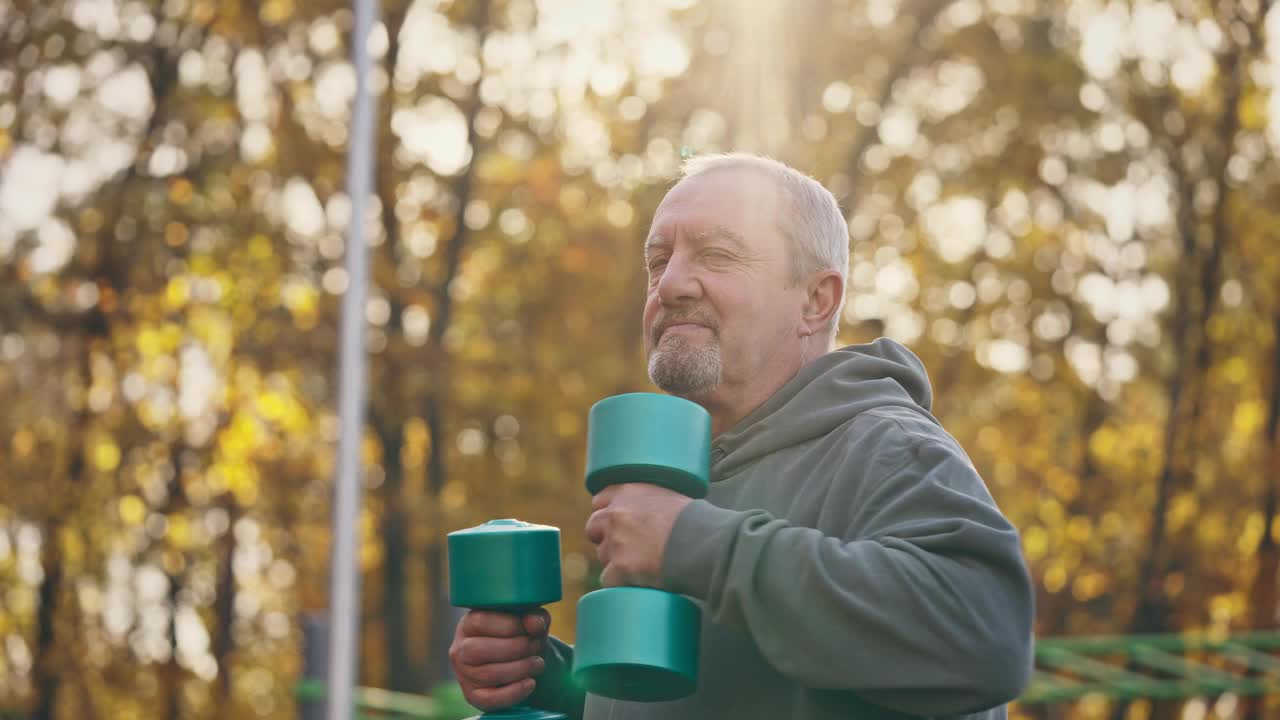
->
<box><xmin>166</xmin><ymin>564</ymin><xmax>184</xmax><ymax>720</ymax></box>
<box><xmin>1127</xmin><ymin>116</ymin><xmax>1202</xmax><ymax>644</ymax></box>
<box><xmin>33</xmin><ymin>308</ymin><xmax>108</xmax><ymax>719</ymax></box>
<box><xmin>1116</xmin><ymin>8</ymin><xmax>1266</xmax><ymax>717</ymax></box>
<box><xmin>377</xmin><ymin>417</ymin><xmax>415</xmax><ymax>691</ymax></box>
<box><xmin>32</xmin><ymin>527</ymin><xmax>63</xmax><ymax>720</ymax></box>
<box><xmin>422</xmin><ymin>0</ymin><xmax>493</xmax><ymax>688</ymax></box>
<box><xmin>212</xmin><ymin>499</ymin><xmax>239</xmax><ymax>707</ymax></box>
<box><xmin>372</xmin><ymin>1</ymin><xmax>415</xmax><ymax>690</ymax></box>
<box><xmin>1242</xmin><ymin>312</ymin><xmax>1280</xmax><ymax>720</ymax></box>
<box><xmin>19</xmin><ymin>7</ymin><xmax>212</xmax><ymax>717</ymax></box>
<box><xmin>423</xmin><ymin>394</ymin><xmax>456</xmax><ymax>689</ymax></box>
<box><xmin>842</xmin><ymin>0</ymin><xmax>956</xmax><ymax>203</ymax></box>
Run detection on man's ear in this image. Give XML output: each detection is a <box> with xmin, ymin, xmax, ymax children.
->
<box><xmin>800</xmin><ymin>270</ymin><xmax>844</xmax><ymax>338</ymax></box>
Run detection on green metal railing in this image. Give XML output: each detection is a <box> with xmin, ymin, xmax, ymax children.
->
<box><xmin>1022</xmin><ymin>631</ymin><xmax>1280</xmax><ymax>703</ymax></box>
<box><xmin>295</xmin><ymin>631</ymin><xmax>1280</xmax><ymax>716</ymax></box>
<box><xmin>295</xmin><ymin>678</ymin><xmax>471</xmax><ymax>719</ymax></box>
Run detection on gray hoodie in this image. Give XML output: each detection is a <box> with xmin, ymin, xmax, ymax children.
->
<box><xmin>529</xmin><ymin>339</ymin><xmax>1034</xmax><ymax>719</ymax></box>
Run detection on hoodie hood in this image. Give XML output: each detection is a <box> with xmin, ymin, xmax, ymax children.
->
<box><xmin>710</xmin><ymin>337</ymin><xmax>935</xmax><ymax>478</ymax></box>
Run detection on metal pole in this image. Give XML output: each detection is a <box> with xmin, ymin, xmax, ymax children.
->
<box><xmin>325</xmin><ymin>0</ymin><xmax>378</xmax><ymax>715</ymax></box>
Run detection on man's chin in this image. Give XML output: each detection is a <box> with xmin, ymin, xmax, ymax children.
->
<box><xmin>652</xmin><ymin>374</ymin><xmax>718</xmax><ymax>397</ymax></box>
<box><xmin>652</xmin><ymin>382</ymin><xmax>718</xmax><ymax>402</ymax></box>
<box><xmin>647</xmin><ymin>351</ymin><xmax>722</xmax><ymax>398</ymax></box>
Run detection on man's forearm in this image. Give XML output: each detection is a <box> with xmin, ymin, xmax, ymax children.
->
<box><xmin>660</xmin><ymin>429</ymin><xmax>1036</xmax><ymax>717</ymax></box>
<box><xmin>663</xmin><ymin>499</ymin><xmax>1033</xmax><ymax>714</ymax></box>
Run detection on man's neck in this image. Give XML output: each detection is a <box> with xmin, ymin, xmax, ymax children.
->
<box><xmin>702</xmin><ymin>392</ymin><xmax>767</xmax><ymax>438</ymax></box>
<box><xmin>699</xmin><ymin>344</ymin><xmax>828</xmax><ymax>437</ymax></box>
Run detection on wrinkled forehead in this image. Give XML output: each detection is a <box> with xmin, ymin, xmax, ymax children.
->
<box><xmin>645</xmin><ymin>169</ymin><xmax>787</xmax><ymax>251</ymax></box>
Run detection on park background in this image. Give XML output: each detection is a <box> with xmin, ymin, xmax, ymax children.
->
<box><xmin>2</xmin><ymin>0</ymin><xmax>1280</xmax><ymax>718</ymax></box>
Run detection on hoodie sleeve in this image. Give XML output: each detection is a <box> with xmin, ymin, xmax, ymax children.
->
<box><xmin>526</xmin><ymin>635</ymin><xmax>585</xmax><ymax>719</ymax></box>
<box><xmin>660</xmin><ymin>420</ymin><xmax>1034</xmax><ymax>716</ymax></box>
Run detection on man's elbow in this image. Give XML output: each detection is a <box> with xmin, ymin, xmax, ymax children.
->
<box><xmin>860</xmin><ymin>637</ymin><xmax>1032</xmax><ymax>718</ymax></box>
<box><xmin>965</xmin><ymin>628</ymin><xmax>1034</xmax><ymax>709</ymax></box>
<box><xmin>972</xmin><ymin>561</ymin><xmax>1036</xmax><ymax>706</ymax></box>
<box><xmin>984</xmin><ymin>636</ymin><xmax>1033</xmax><ymax>706</ymax></box>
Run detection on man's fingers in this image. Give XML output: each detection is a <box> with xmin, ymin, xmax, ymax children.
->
<box><xmin>522</xmin><ymin>609</ymin><xmax>550</xmax><ymax>638</ymax></box>
<box><xmin>594</xmin><ymin>537</ymin><xmax>612</xmax><ymax>567</ymax></box>
<box><xmin>455</xmin><ymin>635</ymin><xmax>542</xmax><ymax>666</ymax></box>
<box><xmin>468</xmin><ymin>679</ymin><xmax>537</xmax><ymax>710</ymax></box>
<box><xmin>600</xmin><ymin>563</ymin><xmax>622</xmax><ymax>588</ymax></box>
<box><xmin>459</xmin><ymin>610</ymin><xmax>525</xmax><ymax>639</ymax></box>
<box><xmin>464</xmin><ymin>655</ymin><xmax>546</xmax><ymax>688</ymax></box>
<box><xmin>590</xmin><ymin>485</ymin><xmax>619</xmax><ymax>511</ymax></box>
<box><xmin>585</xmin><ymin>510</ymin><xmax>607</xmax><ymax>546</ymax></box>
<box><xmin>451</xmin><ymin>610</ymin><xmax>544</xmax><ymax>711</ymax></box>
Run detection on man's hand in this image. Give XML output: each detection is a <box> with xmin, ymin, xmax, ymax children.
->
<box><xmin>585</xmin><ymin>483</ymin><xmax>693</xmax><ymax>588</ymax></box>
<box><xmin>449</xmin><ymin>609</ymin><xmax>548</xmax><ymax>710</ymax></box>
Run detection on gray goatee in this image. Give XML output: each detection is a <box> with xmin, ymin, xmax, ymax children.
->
<box><xmin>648</xmin><ymin>333</ymin><xmax>722</xmax><ymax>397</ymax></box>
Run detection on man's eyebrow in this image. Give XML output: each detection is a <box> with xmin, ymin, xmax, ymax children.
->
<box><xmin>693</xmin><ymin>225</ymin><xmax>747</xmax><ymax>249</ymax></box>
<box><xmin>645</xmin><ymin>225</ymin><xmax>746</xmax><ymax>256</ymax></box>
<box><xmin>644</xmin><ymin>233</ymin><xmax>669</xmax><ymax>258</ymax></box>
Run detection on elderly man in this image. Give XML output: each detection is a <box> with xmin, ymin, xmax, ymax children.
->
<box><xmin>448</xmin><ymin>154</ymin><xmax>1034</xmax><ymax>719</ymax></box>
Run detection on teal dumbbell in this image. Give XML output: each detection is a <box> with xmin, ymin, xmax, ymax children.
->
<box><xmin>448</xmin><ymin>519</ymin><xmax>567</xmax><ymax>720</ymax></box>
<box><xmin>572</xmin><ymin>393</ymin><xmax>711</xmax><ymax>702</ymax></box>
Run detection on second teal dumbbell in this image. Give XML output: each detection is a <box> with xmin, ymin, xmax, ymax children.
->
<box><xmin>448</xmin><ymin>519</ymin><xmax>568</xmax><ymax>720</ymax></box>
<box><xmin>572</xmin><ymin>393</ymin><xmax>711</xmax><ymax>702</ymax></box>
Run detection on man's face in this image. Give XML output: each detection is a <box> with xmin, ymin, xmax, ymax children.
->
<box><xmin>643</xmin><ymin>169</ymin><xmax>806</xmax><ymax>400</ymax></box>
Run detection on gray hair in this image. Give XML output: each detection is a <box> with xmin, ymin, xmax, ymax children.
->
<box><xmin>679</xmin><ymin>153</ymin><xmax>849</xmax><ymax>345</ymax></box>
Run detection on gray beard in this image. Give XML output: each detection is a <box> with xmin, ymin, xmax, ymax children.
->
<box><xmin>648</xmin><ymin>334</ymin><xmax>722</xmax><ymax>397</ymax></box>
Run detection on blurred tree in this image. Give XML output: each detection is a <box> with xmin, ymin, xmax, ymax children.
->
<box><xmin>4</xmin><ymin>1</ymin><xmax>1280</xmax><ymax>718</ymax></box>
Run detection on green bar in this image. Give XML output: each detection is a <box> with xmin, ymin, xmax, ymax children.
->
<box><xmin>1130</xmin><ymin>645</ymin><xmax>1245</xmax><ymax>688</ymax></box>
<box><xmin>1020</xmin><ymin>681</ymin><xmax>1115</xmax><ymax>704</ymax></box>
<box><xmin>1036</xmin><ymin>631</ymin><xmax>1280</xmax><ymax>656</ymax></box>
<box><xmin>1020</xmin><ymin>670</ymin><xmax>1089</xmax><ymax>703</ymax></box>
<box><xmin>357</xmin><ymin>686</ymin><xmax>441</xmax><ymax>717</ymax></box>
<box><xmin>1027</xmin><ymin>670</ymin><xmax>1081</xmax><ymax>690</ymax></box>
<box><xmin>298</xmin><ymin>677</ymin><xmax>324</xmax><ymax>701</ymax></box>
<box><xmin>1022</xmin><ymin>634</ymin><xmax>1280</xmax><ymax>704</ymax></box>
<box><xmin>294</xmin><ymin>679</ymin><xmax>442</xmax><ymax>719</ymax></box>
<box><xmin>1038</xmin><ymin>647</ymin><xmax>1169</xmax><ymax>692</ymax></box>
<box><xmin>1220</xmin><ymin>643</ymin><xmax>1280</xmax><ymax>674</ymax></box>
<box><xmin>297</xmin><ymin>632</ymin><xmax>1280</xmax><ymax>710</ymax></box>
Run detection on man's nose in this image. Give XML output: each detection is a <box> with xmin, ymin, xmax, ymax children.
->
<box><xmin>655</xmin><ymin>252</ymin><xmax>702</xmax><ymax>305</ymax></box>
